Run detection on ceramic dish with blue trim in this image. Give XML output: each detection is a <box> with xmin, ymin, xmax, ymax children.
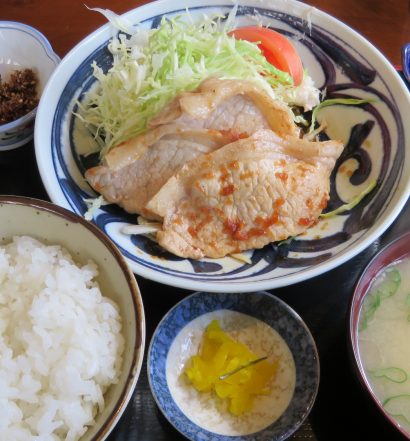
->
<box><xmin>0</xmin><ymin>21</ymin><xmax>59</xmax><ymax>150</ymax></box>
<box><xmin>147</xmin><ymin>290</ymin><xmax>319</xmax><ymax>441</ymax></box>
<box><xmin>34</xmin><ymin>0</ymin><xmax>410</xmax><ymax>292</ymax></box>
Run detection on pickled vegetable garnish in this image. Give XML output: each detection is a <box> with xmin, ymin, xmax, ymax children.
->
<box><xmin>184</xmin><ymin>320</ymin><xmax>278</xmax><ymax>415</ymax></box>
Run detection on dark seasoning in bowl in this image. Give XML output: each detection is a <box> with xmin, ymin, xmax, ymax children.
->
<box><xmin>0</xmin><ymin>68</ymin><xmax>39</xmax><ymax>124</ymax></box>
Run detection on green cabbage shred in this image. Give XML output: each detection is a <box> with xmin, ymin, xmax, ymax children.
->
<box><xmin>320</xmin><ymin>179</ymin><xmax>377</xmax><ymax>219</ymax></box>
<box><xmin>77</xmin><ymin>10</ymin><xmax>295</xmax><ymax>157</ymax></box>
<box><xmin>309</xmin><ymin>98</ymin><xmax>374</xmax><ymax>133</ymax></box>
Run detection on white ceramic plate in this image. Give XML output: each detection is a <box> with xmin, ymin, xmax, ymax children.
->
<box><xmin>34</xmin><ymin>0</ymin><xmax>410</xmax><ymax>292</ymax></box>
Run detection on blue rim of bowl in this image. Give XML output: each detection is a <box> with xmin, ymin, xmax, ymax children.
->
<box><xmin>147</xmin><ymin>290</ymin><xmax>320</xmax><ymax>441</ymax></box>
<box><xmin>403</xmin><ymin>43</ymin><xmax>410</xmax><ymax>83</ymax></box>
<box><xmin>0</xmin><ymin>21</ymin><xmax>60</xmax><ymax>133</ymax></box>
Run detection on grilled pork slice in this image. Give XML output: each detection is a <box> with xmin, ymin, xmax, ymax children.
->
<box><xmin>85</xmin><ymin>125</ymin><xmax>235</xmax><ymax>219</ymax></box>
<box><xmin>149</xmin><ymin>77</ymin><xmax>300</xmax><ymax>138</ymax></box>
<box><xmin>85</xmin><ymin>78</ymin><xmax>299</xmax><ymax>219</ymax></box>
<box><xmin>145</xmin><ymin>130</ymin><xmax>344</xmax><ymax>259</ymax></box>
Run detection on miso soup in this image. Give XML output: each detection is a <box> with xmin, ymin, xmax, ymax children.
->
<box><xmin>359</xmin><ymin>257</ymin><xmax>410</xmax><ymax>433</ymax></box>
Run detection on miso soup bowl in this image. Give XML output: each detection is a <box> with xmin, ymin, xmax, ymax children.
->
<box><xmin>349</xmin><ymin>231</ymin><xmax>410</xmax><ymax>440</ymax></box>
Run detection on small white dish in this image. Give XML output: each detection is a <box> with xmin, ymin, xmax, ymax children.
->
<box><xmin>0</xmin><ymin>21</ymin><xmax>60</xmax><ymax>150</ymax></box>
<box><xmin>148</xmin><ymin>291</ymin><xmax>319</xmax><ymax>441</ymax></box>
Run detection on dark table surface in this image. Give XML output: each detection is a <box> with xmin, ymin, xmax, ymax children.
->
<box><xmin>1</xmin><ymin>78</ymin><xmax>409</xmax><ymax>441</ymax></box>
<box><xmin>2</xmin><ymin>1</ymin><xmax>410</xmax><ymax>440</ymax></box>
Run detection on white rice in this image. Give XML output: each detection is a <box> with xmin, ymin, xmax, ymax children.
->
<box><xmin>0</xmin><ymin>236</ymin><xmax>124</xmax><ymax>441</ymax></box>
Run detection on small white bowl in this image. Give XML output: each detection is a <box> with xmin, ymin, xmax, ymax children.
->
<box><xmin>0</xmin><ymin>21</ymin><xmax>60</xmax><ymax>150</ymax></box>
<box><xmin>148</xmin><ymin>291</ymin><xmax>319</xmax><ymax>441</ymax></box>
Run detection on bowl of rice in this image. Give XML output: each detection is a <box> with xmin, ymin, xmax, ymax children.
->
<box><xmin>0</xmin><ymin>196</ymin><xmax>145</xmax><ymax>441</ymax></box>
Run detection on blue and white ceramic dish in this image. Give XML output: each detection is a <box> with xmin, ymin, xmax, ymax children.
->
<box><xmin>403</xmin><ymin>43</ymin><xmax>410</xmax><ymax>83</ymax></box>
<box><xmin>147</xmin><ymin>290</ymin><xmax>319</xmax><ymax>441</ymax></box>
<box><xmin>0</xmin><ymin>21</ymin><xmax>59</xmax><ymax>150</ymax></box>
<box><xmin>34</xmin><ymin>0</ymin><xmax>410</xmax><ymax>292</ymax></box>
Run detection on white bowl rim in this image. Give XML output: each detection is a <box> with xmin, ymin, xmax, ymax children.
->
<box><xmin>0</xmin><ymin>20</ymin><xmax>60</xmax><ymax>132</ymax></box>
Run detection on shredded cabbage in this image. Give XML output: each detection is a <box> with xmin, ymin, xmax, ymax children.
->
<box><xmin>77</xmin><ymin>9</ymin><xmax>307</xmax><ymax>157</ymax></box>
<box><xmin>84</xmin><ymin>195</ymin><xmax>109</xmax><ymax>220</ymax></box>
<box><xmin>121</xmin><ymin>224</ymin><xmax>161</xmax><ymax>235</ymax></box>
<box><xmin>309</xmin><ymin>98</ymin><xmax>373</xmax><ymax>133</ymax></box>
<box><xmin>230</xmin><ymin>253</ymin><xmax>252</xmax><ymax>264</ymax></box>
<box><xmin>320</xmin><ymin>179</ymin><xmax>377</xmax><ymax>218</ymax></box>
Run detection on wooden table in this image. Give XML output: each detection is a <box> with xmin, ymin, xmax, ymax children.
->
<box><xmin>3</xmin><ymin>0</ymin><xmax>409</xmax><ymax>66</ymax></box>
<box><xmin>1</xmin><ymin>1</ymin><xmax>410</xmax><ymax>440</ymax></box>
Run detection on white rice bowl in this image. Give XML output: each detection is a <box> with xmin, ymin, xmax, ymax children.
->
<box><xmin>0</xmin><ymin>236</ymin><xmax>124</xmax><ymax>441</ymax></box>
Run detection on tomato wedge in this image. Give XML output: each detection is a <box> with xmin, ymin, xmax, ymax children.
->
<box><xmin>229</xmin><ymin>26</ymin><xmax>304</xmax><ymax>86</ymax></box>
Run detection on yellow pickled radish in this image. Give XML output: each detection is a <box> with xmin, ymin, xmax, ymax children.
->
<box><xmin>183</xmin><ymin>319</ymin><xmax>278</xmax><ymax>415</ymax></box>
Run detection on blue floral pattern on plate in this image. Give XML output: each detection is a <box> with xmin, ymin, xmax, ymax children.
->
<box><xmin>35</xmin><ymin>1</ymin><xmax>410</xmax><ymax>291</ymax></box>
<box><xmin>147</xmin><ymin>290</ymin><xmax>319</xmax><ymax>441</ymax></box>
